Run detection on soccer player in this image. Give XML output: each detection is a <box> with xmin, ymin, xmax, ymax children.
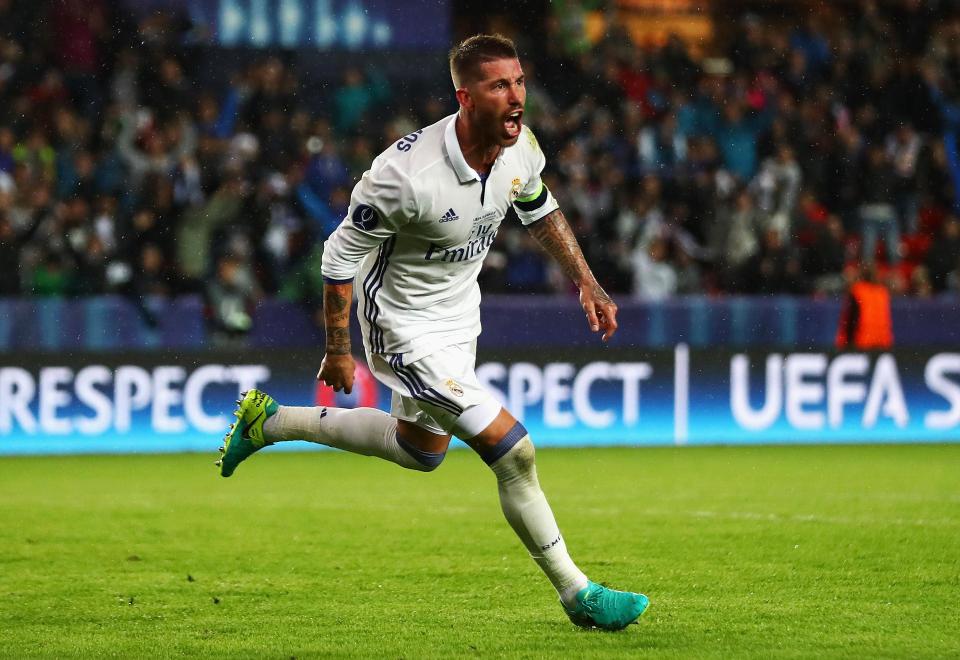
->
<box><xmin>218</xmin><ymin>34</ymin><xmax>649</xmax><ymax>630</ymax></box>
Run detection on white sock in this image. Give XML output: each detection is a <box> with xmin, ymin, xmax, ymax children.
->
<box><xmin>262</xmin><ymin>406</ymin><xmax>442</xmax><ymax>472</ymax></box>
<box><xmin>489</xmin><ymin>436</ymin><xmax>589</xmax><ymax>607</ymax></box>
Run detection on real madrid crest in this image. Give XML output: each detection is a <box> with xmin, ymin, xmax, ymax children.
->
<box><xmin>511</xmin><ymin>177</ymin><xmax>523</xmax><ymax>199</ymax></box>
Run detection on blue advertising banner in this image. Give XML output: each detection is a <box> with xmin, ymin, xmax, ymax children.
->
<box><xmin>124</xmin><ymin>0</ymin><xmax>451</xmax><ymax>50</ymax></box>
<box><xmin>1</xmin><ymin>348</ymin><xmax>958</xmax><ymax>455</ymax></box>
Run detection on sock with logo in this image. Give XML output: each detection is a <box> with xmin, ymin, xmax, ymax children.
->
<box><xmin>485</xmin><ymin>431</ymin><xmax>589</xmax><ymax>607</ymax></box>
<box><xmin>262</xmin><ymin>406</ymin><xmax>444</xmax><ymax>472</ymax></box>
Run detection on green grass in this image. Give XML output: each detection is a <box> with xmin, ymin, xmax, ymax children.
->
<box><xmin>0</xmin><ymin>445</ymin><xmax>958</xmax><ymax>659</ymax></box>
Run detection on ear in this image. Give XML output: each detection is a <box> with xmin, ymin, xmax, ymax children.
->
<box><xmin>455</xmin><ymin>87</ymin><xmax>472</xmax><ymax>112</ymax></box>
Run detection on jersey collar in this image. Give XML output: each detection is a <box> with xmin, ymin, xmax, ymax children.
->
<box><xmin>444</xmin><ymin>113</ymin><xmax>480</xmax><ymax>184</ymax></box>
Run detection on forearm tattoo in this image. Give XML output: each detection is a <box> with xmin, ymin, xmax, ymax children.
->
<box><xmin>325</xmin><ymin>328</ymin><xmax>352</xmax><ymax>355</ymax></box>
<box><xmin>528</xmin><ymin>209</ymin><xmax>598</xmax><ymax>290</ymax></box>
<box><xmin>323</xmin><ymin>286</ymin><xmax>352</xmax><ymax>355</ymax></box>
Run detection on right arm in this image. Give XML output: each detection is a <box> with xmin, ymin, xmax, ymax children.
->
<box><xmin>317</xmin><ymin>159</ymin><xmax>416</xmax><ymax>391</ymax></box>
<box><xmin>317</xmin><ymin>281</ymin><xmax>356</xmax><ymax>392</ymax></box>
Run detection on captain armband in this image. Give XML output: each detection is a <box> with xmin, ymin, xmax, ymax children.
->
<box><xmin>514</xmin><ymin>182</ymin><xmax>549</xmax><ymax>212</ymax></box>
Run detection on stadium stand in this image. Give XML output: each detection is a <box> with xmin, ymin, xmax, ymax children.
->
<box><xmin>1</xmin><ymin>0</ymin><xmax>959</xmax><ymax>329</ymax></box>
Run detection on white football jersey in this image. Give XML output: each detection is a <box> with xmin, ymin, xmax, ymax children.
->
<box><xmin>322</xmin><ymin>113</ymin><xmax>558</xmax><ymax>362</ymax></box>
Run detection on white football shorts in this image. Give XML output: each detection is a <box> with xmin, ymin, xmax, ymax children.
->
<box><xmin>366</xmin><ymin>341</ymin><xmax>502</xmax><ymax>438</ymax></box>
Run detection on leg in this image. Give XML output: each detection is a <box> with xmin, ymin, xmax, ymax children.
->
<box><xmin>459</xmin><ymin>408</ymin><xmax>588</xmax><ymax>607</ymax></box>
<box><xmin>218</xmin><ymin>389</ymin><xmax>451</xmax><ymax>476</ymax></box>
<box><xmin>385</xmin><ymin>343</ymin><xmax>648</xmax><ymax>629</ymax></box>
<box><xmin>458</xmin><ymin>408</ymin><xmax>649</xmax><ymax>630</ymax></box>
<box><xmin>263</xmin><ymin>404</ymin><xmax>450</xmax><ymax>472</ymax></box>
<box><xmin>220</xmin><ymin>352</ymin><xmax>456</xmax><ymax>476</ymax></box>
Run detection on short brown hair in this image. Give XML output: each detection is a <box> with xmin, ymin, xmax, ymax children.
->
<box><xmin>449</xmin><ymin>34</ymin><xmax>518</xmax><ymax>88</ymax></box>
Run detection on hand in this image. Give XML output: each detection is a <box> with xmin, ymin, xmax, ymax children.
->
<box><xmin>579</xmin><ymin>282</ymin><xmax>619</xmax><ymax>342</ymax></box>
<box><xmin>317</xmin><ymin>353</ymin><xmax>356</xmax><ymax>394</ymax></box>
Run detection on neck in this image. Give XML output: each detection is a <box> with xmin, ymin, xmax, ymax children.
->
<box><xmin>455</xmin><ymin>111</ymin><xmax>500</xmax><ymax>175</ymax></box>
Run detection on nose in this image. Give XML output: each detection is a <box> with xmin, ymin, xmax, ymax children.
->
<box><xmin>507</xmin><ymin>83</ymin><xmax>522</xmax><ymax>106</ymax></box>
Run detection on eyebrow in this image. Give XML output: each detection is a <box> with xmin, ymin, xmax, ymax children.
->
<box><xmin>490</xmin><ymin>74</ymin><xmax>524</xmax><ymax>85</ymax></box>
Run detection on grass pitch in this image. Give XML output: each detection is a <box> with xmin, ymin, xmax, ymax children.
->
<box><xmin>0</xmin><ymin>444</ymin><xmax>958</xmax><ymax>659</ymax></box>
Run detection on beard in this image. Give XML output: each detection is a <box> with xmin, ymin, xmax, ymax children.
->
<box><xmin>474</xmin><ymin>104</ymin><xmax>522</xmax><ymax>147</ymax></box>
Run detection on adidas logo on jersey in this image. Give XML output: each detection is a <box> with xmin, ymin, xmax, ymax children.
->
<box><xmin>439</xmin><ymin>208</ymin><xmax>459</xmax><ymax>223</ymax></box>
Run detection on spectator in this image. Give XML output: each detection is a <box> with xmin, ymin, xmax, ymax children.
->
<box><xmin>836</xmin><ymin>262</ymin><xmax>894</xmax><ymax>349</ymax></box>
<box><xmin>858</xmin><ymin>145</ymin><xmax>900</xmax><ymax>265</ymax></box>
<box><xmin>632</xmin><ymin>236</ymin><xmax>677</xmax><ymax>301</ymax></box>
<box><xmin>333</xmin><ymin>67</ymin><xmax>389</xmax><ymax>134</ymax></box>
<box><xmin>206</xmin><ymin>253</ymin><xmax>258</xmax><ymax>344</ymax></box>
<box><xmin>49</xmin><ymin>0</ymin><xmax>108</xmax><ymax>118</ymax></box>
<box><xmin>31</xmin><ymin>252</ymin><xmax>72</xmax><ymax>296</ymax></box>
<box><xmin>832</xmin><ymin>127</ymin><xmax>865</xmax><ymax>232</ymax></box>
<box><xmin>752</xmin><ymin>143</ymin><xmax>803</xmax><ymax>239</ymax></box>
<box><xmin>886</xmin><ymin>123</ymin><xmax>922</xmax><ymax>234</ymax></box>
<box><xmin>713</xmin><ymin>188</ymin><xmax>761</xmax><ymax>290</ymax></box>
<box><xmin>116</xmin><ymin>110</ymin><xmax>196</xmax><ymax>194</ymax></box>
<box><xmin>674</xmin><ymin>244</ymin><xmax>703</xmax><ymax>295</ymax></box>
<box><xmin>910</xmin><ymin>264</ymin><xmax>934</xmax><ymax>298</ymax></box>
<box><xmin>637</xmin><ymin>110</ymin><xmax>687</xmax><ymax>178</ymax></box>
<box><xmin>803</xmin><ymin>214</ymin><xmax>848</xmax><ymax>295</ymax></box>
<box><xmin>711</xmin><ymin>99</ymin><xmax>773</xmax><ymax>181</ymax></box>
<box><xmin>742</xmin><ymin>228</ymin><xmax>808</xmax><ymax>295</ymax></box>
<box><xmin>136</xmin><ymin>243</ymin><xmax>175</xmax><ymax>297</ymax></box>
<box><xmin>14</xmin><ymin>129</ymin><xmax>56</xmax><ymax>182</ymax></box>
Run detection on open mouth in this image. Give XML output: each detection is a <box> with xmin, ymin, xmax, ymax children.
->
<box><xmin>504</xmin><ymin>109</ymin><xmax>523</xmax><ymax>138</ymax></box>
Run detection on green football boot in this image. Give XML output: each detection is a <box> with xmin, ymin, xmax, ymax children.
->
<box><xmin>216</xmin><ymin>389</ymin><xmax>279</xmax><ymax>477</ymax></box>
<box><xmin>564</xmin><ymin>580</ymin><xmax>650</xmax><ymax>631</ymax></box>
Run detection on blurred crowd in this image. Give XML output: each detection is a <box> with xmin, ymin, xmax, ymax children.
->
<box><xmin>517</xmin><ymin>1</ymin><xmax>960</xmax><ymax>301</ymax></box>
<box><xmin>2</xmin><ymin>0</ymin><xmax>960</xmax><ymax>337</ymax></box>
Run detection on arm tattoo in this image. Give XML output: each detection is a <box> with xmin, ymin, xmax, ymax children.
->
<box><xmin>324</xmin><ymin>291</ymin><xmax>349</xmax><ymax>313</ymax></box>
<box><xmin>323</xmin><ymin>284</ymin><xmax>353</xmax><ymax>354</ymax></box>
<box><xmin>325</xmin><ymin>328</ymin><xmax>352</xmax><ymax>355</ymax></box>
<box><xmin>527</xmin><ymin>209</ymin><xmax>595</xmax><ymax>288</ymax></box>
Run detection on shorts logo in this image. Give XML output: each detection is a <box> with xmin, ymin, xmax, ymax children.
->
<box><xmin>445</xmin><ymin>379</ymin><xmax>465</xmax><ymax>397</ymax></box>
<box><xmin>352</xmin><ymin>204</ymin><xmax>379</xmax><ymax>230</ymax></box>
<box><xmin>511</xmin><ymin>178</ymin><xmax>522</xmax><ymax>199</ymax></box>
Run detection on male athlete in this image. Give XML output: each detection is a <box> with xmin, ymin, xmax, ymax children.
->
<box><xmin>217</xmin><ymin>34</ymin><xmax>649</xmax><ymax>630</ymax></box>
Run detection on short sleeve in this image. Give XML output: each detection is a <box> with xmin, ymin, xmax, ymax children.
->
<box><xmin>512</xmin><ymin>127</ymin><xmax>559</xmax><ymax>226</ymax></box>
<box><xmin>321</xmin><ymin>158</ymin><xmax>417</xmax><ymax>282</ymax></box>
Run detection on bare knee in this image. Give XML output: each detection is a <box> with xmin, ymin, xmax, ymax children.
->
<box><xmin>464</xmin><ymin>408</ymin><xmax>519</xmax><ymax>453</ymax></box>
<box><xmin>396</xmin><ymin>420</ymin><xmax>450</xmax><ymax>472</ymax></box>
<box><xmin>463</xmin><ymin>409</ymin><xmax>533</xmax><ymax>468</ymax></box>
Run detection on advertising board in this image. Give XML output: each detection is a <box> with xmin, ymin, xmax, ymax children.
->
<box><xmin>2</xmin><ymin>348</ymin><xmax>958</xmax><ymax>454</ymax></box>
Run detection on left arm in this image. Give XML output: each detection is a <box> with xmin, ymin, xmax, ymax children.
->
<box><xmin>527</xmin><ymin>208</ymin><xmax>619</xmax><ymax>342</ymax></box>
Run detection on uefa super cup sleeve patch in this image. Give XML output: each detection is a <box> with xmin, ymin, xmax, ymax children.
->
<box><xmin>352</xmin><ymin>204</ymin><xmax>379</xmax><ymax>230</ymax></box>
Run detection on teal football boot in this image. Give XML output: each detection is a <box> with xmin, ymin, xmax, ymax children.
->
<box><xmin>564</xmin><ymin>581</ymin><xmax>650</xmax><ymax>631</ymax></box>
<box><xmin>216</xmin><ymin>389</ymin><xmax>279</xmax><ymax>477</ymax></box>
